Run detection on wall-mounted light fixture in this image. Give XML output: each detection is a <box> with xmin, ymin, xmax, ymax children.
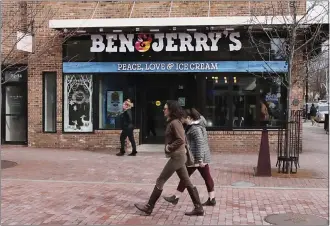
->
<box><xmin>186</xmin><ymin>28</ymin><xmax>197</xmax><ymax>32</ymax></box>
<box><xmin>113</xmin><ymin>29</ymin><xmax>122</xmax><ymax>33</ymax></box>
<box><xmin>150</xmin><ymin>29</ymin><xmax>160</xmax><ymax>32</ymax></box>
<box><xmin>99</xmin><ymin>28</ymin><xmax>104</xmax><ymax>32</ymax></box>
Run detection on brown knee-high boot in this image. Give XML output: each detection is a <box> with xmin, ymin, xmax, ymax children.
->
<box><xmin>185</xmin><ymin>187</ymin><xmax>204</xmax><ymax>216</ymax></box>
<box><xmin>134</xmin><ymin>186</ymin><xmax>162</xmax><ymax>215</ymax></box>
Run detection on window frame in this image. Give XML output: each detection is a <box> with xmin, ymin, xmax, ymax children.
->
<box><xmin>42</xmin><ymin>71</ymin><xmax>57</xmax><ymax>133</ymax></box>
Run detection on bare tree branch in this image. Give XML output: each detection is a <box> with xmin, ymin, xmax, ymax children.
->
<box><xmin>1</xmin><ymin>1</ymin><xmax>100</xmax><ymax>84</ymax></box>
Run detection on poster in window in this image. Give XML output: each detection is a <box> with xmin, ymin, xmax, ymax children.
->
<box><xmin>63</xmin><ymin>74</ymin><xmax>93</xmax><ymax>132</ymax></box>
<box><xmin>178</xmin><ymin>97</ymin><xmax>186</xmax><ymax>107</ymax></box>
<box><xmin>107</xmin><ymin>91</ymin><xmax>123</xmax><ymax>117</ymax></box>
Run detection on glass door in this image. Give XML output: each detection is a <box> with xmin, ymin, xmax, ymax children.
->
<box><xmin>2</xmin><ymin>85</ymin><xmax>27</xmax><ymax>143</ymax></box>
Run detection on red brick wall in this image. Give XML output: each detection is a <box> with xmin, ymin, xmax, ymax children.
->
<box><xmin>1</xmin><ymin>0</ymin><xmax>306</xmax><ymax>152</ymax></box>
<box><xmin>31</xmin><ymin>1</ymin><xmax>306</xmax><ymax>19</ymax></box>
<box><xmin>208</xmin><ymin>131</ymin><xmax>280</xmax><ymax>153</ymax></box>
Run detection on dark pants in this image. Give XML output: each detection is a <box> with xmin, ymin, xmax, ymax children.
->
<box><xmin>120</xmin><ymin>128</ymin><xmax>136</xmax><ymax>152</ymax></box>
<box><xmin>156</xmin><ymin>149</ymin><xmax>193</xmax><ymax>190</ymax></box>
<box><xmin>177</xmin><ymin>164</ymin><xmax>214</xmax><ymax>192</ymax></box>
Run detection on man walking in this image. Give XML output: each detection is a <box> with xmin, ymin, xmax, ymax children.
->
<box><xmin>310</xmin><ymin>104</ymin><xmax>317</xmax><ymax>126</ymax></box>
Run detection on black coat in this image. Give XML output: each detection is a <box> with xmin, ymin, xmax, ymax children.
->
<box><xmin>310</xmin><ymin>106</ymin><xmax>317</xmax><ymax>117</ymax></box>
<box><xmin>120</xmin><ymin>109</ymin><xmax>133</xmax><ymax>129</ymax></box>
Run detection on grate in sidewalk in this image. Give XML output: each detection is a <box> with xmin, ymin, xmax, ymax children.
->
<box><xmin>264</xmin><ymin>213</ymin><xmax>328</xmax><ymax>225</ymax></box>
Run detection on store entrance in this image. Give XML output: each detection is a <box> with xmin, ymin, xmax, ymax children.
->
<box><xmin>138</xmin><ymin>74</ymin><xmax>197</xmax><ymax>144</ymax></box>
<box><xmin>1</xmin><ymin>69</ymin><xmax>28</xmax><ymax>144</ymax></box>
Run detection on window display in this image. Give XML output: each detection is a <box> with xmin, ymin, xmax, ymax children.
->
<box><xmin>63</xmin><ymin>74</ymin><xmax>93</xmax><ymax>132</ymax></box>
<box><xmin>106</xmin><ymin>91</ymin><xmax>124</xmax><ymax>128</ymax></box>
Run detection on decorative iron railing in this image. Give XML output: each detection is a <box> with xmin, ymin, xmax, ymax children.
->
<box><xmin>276</xmin><ymin>110</ymin><xmax>303</xmax><ymax>174</ymax></box>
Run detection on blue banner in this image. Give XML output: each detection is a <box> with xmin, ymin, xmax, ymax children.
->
<box><xmin>63</xmin><ymin>61</ymin><xmax>288</xmax><ymax>73</ymax></box>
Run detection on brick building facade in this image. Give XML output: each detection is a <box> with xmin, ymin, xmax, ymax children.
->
<box><xmin>1</xmin><ymin>1</ymin><xmax>309</xmax><ymax>152</ymax></box>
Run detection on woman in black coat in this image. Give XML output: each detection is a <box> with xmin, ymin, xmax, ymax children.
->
<box><xmin>116</xmin><ymin>99</ymin><xmax>137</xmax><ymax>156</ymax></box>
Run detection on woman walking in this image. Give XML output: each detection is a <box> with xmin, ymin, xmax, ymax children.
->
<box><xmin>163</xmin><ymin>108</ymin><xmax>216</xmax><ymax>206</ymax></box>
<box><xmin>116</xmin><ymin>99</ymin><xmax>137</xmax><ymax>156</ymax></box>
<box><xmin>134</xmin><ymin>101</ymin><xmax>204</xmax><ymax>216</ymax></box>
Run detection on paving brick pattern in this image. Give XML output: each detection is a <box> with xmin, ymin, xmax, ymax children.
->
<box><xmin>1</xmin><ymin>181</ymin><xmax>328</xmax><ymax>226</ymax></box>
<box><xmin>1</xmin><ymin>147</ymin><xmax>327</xmax><ymax>188</ymax></box>
<box><xmin>1</xmin><ymin>124</ymin><xmax>328</xmax><ymax>225</ymax></box>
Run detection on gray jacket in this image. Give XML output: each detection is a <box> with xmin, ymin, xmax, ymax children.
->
<box><xmin>199</xmin><ymin>115</ymin><xmax>207</xmax><ymax>127</ymax></box>
<box><xmin>185</xmin><ymin>121</ymin><xmax>211</xmax><ymax>165</ymax></box>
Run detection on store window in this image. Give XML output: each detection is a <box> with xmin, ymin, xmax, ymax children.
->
<box><xmin>63</xmin><ymin>74</ymin><xmax>93</xmax><ymax>132</ymax></box>
<box><xmin>259</xmin><ymin>76</ymin><xmax>287</xmax><ymax>127</ymax></box>
<box><xmin>43</xmin><ymin>72</ymin><xmax>57</xmax><ymax>132</ymax></box>
<box><xmin>97</xmin><ymin>75</ymin><xmax>136</xmax><ymax>130</ymax></box>
<box><xmin>232</xmin><ymin>76</ymin><xmax>258</xmax><ymax>128</ymax></box>
<box><xmin>202</xmin><ymin>74</ymin><xmax>287</xmax><ymax>129</ymax></box>
<box><xmin>204</xmin><ymin>76</ymin><xmax>230</xmax><ymax>127</ymax></box>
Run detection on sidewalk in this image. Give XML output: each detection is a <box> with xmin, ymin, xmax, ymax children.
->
<box><xmin>1</xmin><ymin>124</ymin><xmax>328</xmax><ymax>225</ymax></box>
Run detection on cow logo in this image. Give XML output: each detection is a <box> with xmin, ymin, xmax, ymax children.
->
<box><xmin>135</xmin><ymin>34</ymin><xmax>152</xmax><ymax>52</ymax></box>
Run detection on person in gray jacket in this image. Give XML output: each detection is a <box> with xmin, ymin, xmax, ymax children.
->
<box><xmin>163</xmin><ymin>108</ymin><xmax>216</xmax><ymax>206</ymax></box>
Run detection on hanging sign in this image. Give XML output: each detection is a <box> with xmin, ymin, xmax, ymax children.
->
<box><xmin>90</xmin><ymin>32</ymin><xmax>242</xmax><ymax>53</ymax></box>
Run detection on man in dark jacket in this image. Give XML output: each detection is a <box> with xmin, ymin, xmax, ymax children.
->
<box><xmin>310</xmin><ymin>104</ymin><xmax>317</xmax><ymax>126</ymax></box>
<box><xmin>116</xmin><ymin>99</ymin><xmax>137</xmax><ymax>156</ymax></box>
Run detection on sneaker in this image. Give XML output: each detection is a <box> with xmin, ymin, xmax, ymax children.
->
<box><xmin>116</xmin><ymin>152</ymin><xmax>125</xmax><ymax>156</ymax></box>
<box><xmin>202</xmin><ymin>198</ymin><xmax>216</xmax><ymax>206</ymax></box>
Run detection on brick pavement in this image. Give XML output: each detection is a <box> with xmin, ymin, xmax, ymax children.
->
<box><xmin>1</xmin><ymin>124</ymin><xmax>329</xmax><ymax>225</ymax></box>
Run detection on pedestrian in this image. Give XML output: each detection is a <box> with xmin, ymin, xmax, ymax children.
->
<box><xmin>116</xmin><ymin>99</ymin><xmax>137</xmax><ymax>156</ymax></box>
<box><xmin>134</xmin><ymin>100</ymin><xmax>204</xmax><ymax>216</ymax></box>
<box><xmin>260</xmin><ymin>99</ymin><xmax>270</xmax><ymax>126</ymax></box>
<box><xmin>310</xmin><ymin>103</ymin><xmax>317</xmax><ymax>126</ymax></box>
<box><xmin>163</xmin><ymin>108</ymin><xmax>216</xmax><ymax>206</ymax></box>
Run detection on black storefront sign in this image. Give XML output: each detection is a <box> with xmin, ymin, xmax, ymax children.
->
<box><xmin>63</xmin><ymin>31</ymin><xmax>275</xmax><ymax>62</ymax></box>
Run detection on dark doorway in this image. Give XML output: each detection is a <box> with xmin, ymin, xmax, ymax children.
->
<box><xmin>137</xmin><ymin>73</ymin><xmax>197</xmax><ymax>144</ymax></box>
<box><xmin>1</xmin><ymin>69</ymin><xmax>28</xmax><ymax>144</ymax></box>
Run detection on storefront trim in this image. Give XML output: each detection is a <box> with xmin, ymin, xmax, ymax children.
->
<box><xmin>63</xmin><ymin>61</ymin><xmax>288</xmax><ymax>73</ymax></box>
<box><xmin>49</xmin><ymin>15</ymin><xmax>320</xmax><ymax>29</ymax></box>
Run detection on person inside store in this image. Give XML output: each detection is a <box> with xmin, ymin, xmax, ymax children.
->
<box><xmin>163</xmin><ymin>108</ymin><xmax>216</xmax><ymax>206</ymax></box>
<box><xmin>116</xmin><ymin>99</ymin><xmax>137</xmax><ymax>156</ymax></box>
<box><xmin>134</xmin><ymin>101</ymin><xmax>204</xmax><ymax>216</ymax></box>
<box><xmin>260</xmin><ymin>95</ymin><xmax>270</xmax><ymax>126</ymax></box>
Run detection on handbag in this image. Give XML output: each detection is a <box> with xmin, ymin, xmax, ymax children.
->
<box><xmin>185</xmin><ymin>136</ymin><xmax>195</xmax><ymax>166</ymax></box>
